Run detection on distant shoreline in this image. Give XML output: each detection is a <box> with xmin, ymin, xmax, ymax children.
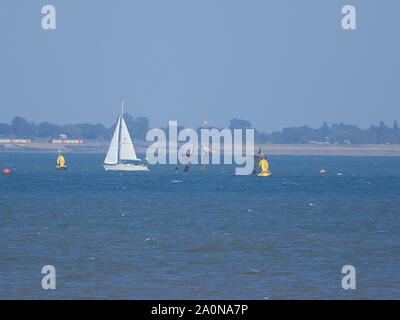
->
<box><xmin>1</xmin><ymin>141</ymin><xmax>400</xmax><ymax>157</ymax></box>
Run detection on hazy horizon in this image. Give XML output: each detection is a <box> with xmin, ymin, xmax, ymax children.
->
<box><xmin>1</xmin><ymin>1</ymin><xmax>399</xmax><ymax>131</ymax></box>
<box><xmin>2</xmin><ymin>113</ymin><xmax>400</xmax><ymax>132</ymax></box>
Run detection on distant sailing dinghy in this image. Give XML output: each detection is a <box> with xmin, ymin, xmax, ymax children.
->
<box><xmin>103</xmin><ymin>103</ymin><xmax>149</xmax><ymax>172</ymax></box>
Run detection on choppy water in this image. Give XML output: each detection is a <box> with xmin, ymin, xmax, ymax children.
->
<box><xmin>0</xmin><ymin>153</ymin><xmax>399</xmax><ymax>299</ymax></box>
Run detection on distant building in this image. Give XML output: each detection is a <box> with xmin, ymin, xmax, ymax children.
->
<box><xmin>0</xmin><ymin>139</ymin><xmax>31</xmax><ymax>144</ymax></box>
<box><xmin>308</xmin><ymin>140</ymin><xmax>329</xmax><ymax>145</ymax></box>
<box><xmin>51</xmin><ymin>139</ymin><xmax>83</xmax><ymax>144</ymax></box>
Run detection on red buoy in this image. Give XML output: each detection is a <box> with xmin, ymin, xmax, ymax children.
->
<box><xmin>2</xmin><ymin>168</ymin><xmax>11</xmax><ymax>174</ymax></box>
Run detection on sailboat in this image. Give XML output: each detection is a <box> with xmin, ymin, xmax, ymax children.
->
<box><xmin>103</xmin><ymin>102</ymin><xmax>149</xmax><ymax>172</ymax></box>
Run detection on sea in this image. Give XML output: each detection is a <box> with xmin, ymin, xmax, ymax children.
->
<box><xmin>0</xmin><ymin>153</ymin><xmax>399</xmax><ymax>299</ymax></box>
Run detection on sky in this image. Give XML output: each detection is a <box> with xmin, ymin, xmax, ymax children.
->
<box><xmin>0</xmin><ymin>0</ymin><xmax>399</xmax><ymax>132</ymax></box>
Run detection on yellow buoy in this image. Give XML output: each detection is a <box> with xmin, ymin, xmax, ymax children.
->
<box><xmin>258</xmin><ymin>158</ymin><xmax>272</xmax><ymax>177</ymax></box>
<box><xmin>56</xmin><ymin>150</ymin><xmax>67</xmax><ymax>170</ymax></box>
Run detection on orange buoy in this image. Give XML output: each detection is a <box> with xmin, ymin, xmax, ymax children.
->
<box><xmin>2</xmin><ymin>168</ymin><xmax>11</xmax><ymax>174</ymax></box>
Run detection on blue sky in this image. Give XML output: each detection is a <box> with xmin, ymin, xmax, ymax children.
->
<box><xmin>0</xmin><ymin>0</ymin><xmax>399</xmax><ymax>131</ymax></box>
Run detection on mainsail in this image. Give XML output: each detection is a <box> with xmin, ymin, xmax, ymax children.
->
<box><xmin>119</xmin><ymin>117</ymin><xmax>138</xmax><ymax>161</ymax></box>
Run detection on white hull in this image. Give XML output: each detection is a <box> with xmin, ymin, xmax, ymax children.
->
<box><xmin>104</xmin><ymin>163</ymin><xmax>149</xmax><ymax>171</ymax></box>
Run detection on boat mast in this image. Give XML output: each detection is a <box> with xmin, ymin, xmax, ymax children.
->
<box><xmin>117</xmin><ymin>101</ymin><xmax>124</xmax><ymax>164</ymax></box>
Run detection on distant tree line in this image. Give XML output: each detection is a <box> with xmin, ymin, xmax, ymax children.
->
<box><xmin>0</xmin><ymin>115</ymin><xmax>399</xmax><ymax>144</ymax></box>
<box><xmin>228</xmin><ymin>119</ymin><xmax>400</xmax><ymax>144</ymax></box>
<box><xmin>0</xmin><ymin>115</ymin><xmax>150</xmax><ymax>141</ymax></box>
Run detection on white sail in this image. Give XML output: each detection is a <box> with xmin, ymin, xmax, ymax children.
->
<box><xmin>119</xmin><ymin>117</ymin><xmax>138</xmax><ymax>161</ymax></box>
<box><xmin>103</xmin><ymin>102</ymin><xmax>149</xmax><ymax>172</ymax></box>
<box><xmin>104</xmin><ymin>117</ymin><xmax>121</xmax><ymax>164</ymax></box>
